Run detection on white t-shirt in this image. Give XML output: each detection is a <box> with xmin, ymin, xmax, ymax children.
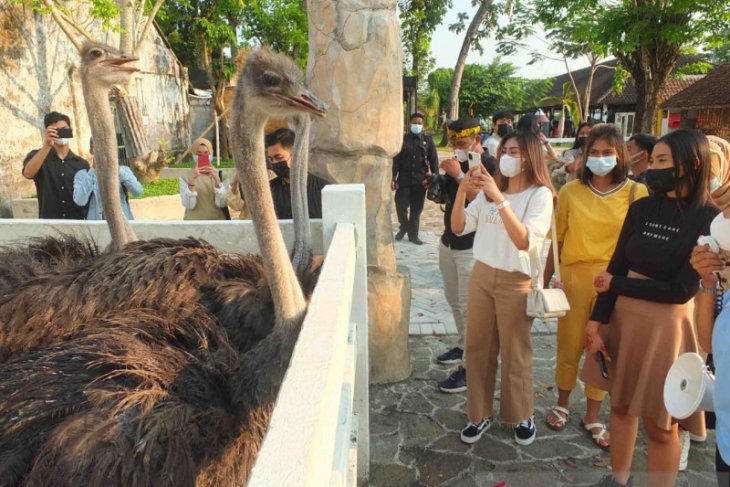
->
<box><xmin>459</xmin><ymin>185</ymin><xmax>553</xmax><ymax>276</ymax></box>
<box><xmin>484</xmin><ymin>135</ymin><xmax>501</xmax><ymax>157</ymax></box>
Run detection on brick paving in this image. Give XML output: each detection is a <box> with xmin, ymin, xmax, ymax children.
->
<box><xmin>370</xmin><ymin>202</ymin><xmax>718</xmax><ymax>486</ymax></box>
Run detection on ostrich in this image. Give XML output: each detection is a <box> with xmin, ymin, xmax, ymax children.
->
<box><xmin>0</xmin><ymin>46</ymin><xmax>326</xmax><ymax>485</ymax></box>
<box><xmin>290</xmin><ymin>113</ymin><xmax>314</xmax><ymax>274</ymax></box>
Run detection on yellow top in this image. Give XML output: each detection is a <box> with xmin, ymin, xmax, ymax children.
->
<box><xmin>556</xmin><ymin>179</ymin><xmax>649</xmax><ymax>265</ymax></box>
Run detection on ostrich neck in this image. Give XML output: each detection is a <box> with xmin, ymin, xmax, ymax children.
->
<box><xmin>231</xmin><ymin>106</ymin><xmax>306</xmax><ymax>323</ymax></box>
<box><xmin>81</xmin><ymin>81</ymin><xmax>136</xmax><ymax>249</ymax></box>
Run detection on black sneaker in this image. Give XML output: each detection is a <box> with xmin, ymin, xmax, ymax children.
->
<box><xmin>514</xmin><ymin>415</ymin><xmax>537</xmax><ymax>445</ymax></box>
<box><xmin>437</xmin><ymin>347</ymin><xmax>463</xmax><ymax>365</ymax></box>
<box><xmin>460</xmin><ymin>417</ymin><xmax>493</xmax><ymax>444</ymax></box>
<box><xmin>438</xmin><ymin>366</ymin><xmax>466</xmax><ymax>393</ymax></box>
<box><xmin>591</xmin><ymin>475</ymin><xmax>633</xmax><ymax>487</ymax></box>
<box><xmin>409</xmin><ymin>236</ymin><xmax>424</xmax><ymax>245</ymax></box>
<box><xmin>395</xmin><ymin>230</ymin><xmax>406</xmax><ymax>241</ymax></box>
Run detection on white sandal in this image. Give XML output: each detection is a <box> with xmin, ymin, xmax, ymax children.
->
<box><xmin>581</xmin><ymin>421</ymin><xmax>610</xmax><ymax>451</ymax></box>
<box><xmin>546</xmin><ymin>405</ymin><xmax>570</xmax><ymax>431</ymax></box>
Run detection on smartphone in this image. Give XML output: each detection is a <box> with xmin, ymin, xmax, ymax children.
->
<box><xmin>467</xmin><ymin>151</ymin><xmax>481</xmax><ymax>172</ymax></box>
<box><xmin>596</xmin><ymin>351</ymin><xmax>609</xmax><ymax>379</ymax></box>
<box><xmin>56</xmin><ymin>127</ymin><xmax>73</xmax><ymax>138</ymax></box>
<box><xmin>196</xmin><ymin>153</ymin><xmax>212</xmax><ymax>169</ymax></box>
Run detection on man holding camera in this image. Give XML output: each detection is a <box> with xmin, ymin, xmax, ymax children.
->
<box><xmin>22</xmin><ymin>112</ymin><xmax>90</xmax><ymax>219</ymax></box>
<box><xmin>436</xmin><ymin>117</ymin><xmax>496</xmax><ymax>393</ymax></box>
<box><xmin>391</xmin><ymin>113</ymin><xmax>439</xmax><ymax>245</ymax></box>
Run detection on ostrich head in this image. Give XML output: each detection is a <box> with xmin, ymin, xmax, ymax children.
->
<box><xmin>239</xmin><ymin>49</ymin><xmax>326</xmax><ymax>120</ymax></box>
<box><xmin>80</xmin><ymin>42</ymin><xmax>139</xmax><ymax>88</ymax></box>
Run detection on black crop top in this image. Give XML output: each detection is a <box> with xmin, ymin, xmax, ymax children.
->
<box><xmin>590</xmin><ymin>196</ymin><xmax>719</xmax><ymax>324</ymax></box>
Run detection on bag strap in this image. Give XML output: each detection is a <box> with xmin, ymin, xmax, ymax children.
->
<box><xmin>551</xmin><ymin>210</ymin><xmax>561</xmax><ymax>282</ymax></box>
<box><xmin>526</xmin><ymin>191</ymin><xmax>557</xmax><ymax>291</ymax></box>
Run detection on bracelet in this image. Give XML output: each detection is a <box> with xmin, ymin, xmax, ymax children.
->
<box><xmin>456</xmin><ymin>171</ymin><xmax>465</xmax><ymax>182</ymax></box>
<box><xmin>699</xmin><ymin>279</ymin><xmax>716</xmax><ymax>294</ymax></box>
<box><xmin>495</xmin><ymin>199</ymin><xmax>511</xmax><ymax>210</ymax></box>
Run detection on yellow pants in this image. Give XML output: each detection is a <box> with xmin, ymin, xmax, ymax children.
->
<box><xmin>556</xmin><ymin>262</ymin><xmax>607</xmax><ymax>401</ymax></box>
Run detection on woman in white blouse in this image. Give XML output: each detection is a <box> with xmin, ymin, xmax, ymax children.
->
<box><xmin>452</xmin><ymin>130</ymin><xmax>555</xmax><ymax>446</ymax></box>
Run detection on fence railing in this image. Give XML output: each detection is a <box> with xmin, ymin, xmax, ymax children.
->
<box><xmin>248</xmin><ymin>184</ymin><xmax>369</xmax><ymax>486</ymax></box>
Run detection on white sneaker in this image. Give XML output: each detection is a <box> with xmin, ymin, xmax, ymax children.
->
<box><xmin>679</xmin><ymin>428</ymin><xmax>690</xmax><ymax>471</ymax></box>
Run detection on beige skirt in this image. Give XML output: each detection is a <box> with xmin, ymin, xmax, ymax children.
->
<box><xmin>594</xmin><ymin>272</ymin><xmax>705</xmax><ymax>435</ymax></box>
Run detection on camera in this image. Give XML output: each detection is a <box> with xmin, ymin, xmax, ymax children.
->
<box><xmin>426</xmin><ymin>174</ymin><xmax>450</xmax><ymax>205</ymax></box>
<box><xmin>56</xmin><ymin>127</ymin><xmax>73</xmax><ymax>138</ymax></box>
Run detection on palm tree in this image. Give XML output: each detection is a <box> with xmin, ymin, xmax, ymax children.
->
<box><xmin>540</xmin><ymin>81</ymin><xmax>581</xmax><ymax>138</ymax></box>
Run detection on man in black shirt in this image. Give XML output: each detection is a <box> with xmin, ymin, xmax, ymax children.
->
<box><xmin>265</xmin><ymin>128</ymin><xmax>329</xmax><ymax>219</ymax></box>
<box><xmin>627</xmin><ymin>133</ymin><xmax>657</xmax><ymax>194</ymax></box>
<box><xmin>436</xmin><ymin>117</ymin><xmax>496</xmax><ymax>394</ymax></box>
<box><xmin>22</xmin><ymin>112</ymin><xmax>90</xmax><ymax>219</ymax></box>
<box><xmin>391</xmin><ymin>113</ymin><xmax>439</xmax><ymax>245</ymax></box>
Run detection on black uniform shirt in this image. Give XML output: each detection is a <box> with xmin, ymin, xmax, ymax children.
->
<box><xmin>23</xmin><ymin>148</ymin><xmax>90</xmax><ymax>219</ymax></box>
<box><xmin>392</xmin><ymin>133</ymin><xmax>439</xmax><ymax>185</ymax></box>
<box><xmin>270</xmin><ymin>174</ymin><xmax>330</xmax><ymax>219</ymax></box>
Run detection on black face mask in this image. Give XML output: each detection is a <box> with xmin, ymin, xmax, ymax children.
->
<box><xmin>644</xmin><ymin>167</ymin><xmax>676</xmax><ymax>195</ymax></box>
<box><xmin>575</xmin><ymin>137</ymin><xmax>587</xmax><ymax>149</ymax></box>
<box><xmin>271</xmin><ymin>161</ymin><xmax>290</xmax><ymax>179</ymax></box>
<box><xmin>497</xmin><ymin>124</ymin><xmax>513</xmax><ymax>138</ymax></box>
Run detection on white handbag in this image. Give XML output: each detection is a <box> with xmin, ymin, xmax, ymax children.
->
<box><xmin>526</xmin><ymin>211</ymin><xmax>571</xmax><ymax>319</ymax></box>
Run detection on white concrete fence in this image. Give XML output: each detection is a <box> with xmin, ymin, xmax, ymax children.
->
<box><xmin>0</xmin><ymin>184</ymin><xmax>370</xmax><ymax>486</ymax></box>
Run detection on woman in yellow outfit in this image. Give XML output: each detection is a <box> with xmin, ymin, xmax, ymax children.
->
<box><xmin>544</xmin><ymin>124</ymin><xmax>648</xmax><ymax>449</ymax></box>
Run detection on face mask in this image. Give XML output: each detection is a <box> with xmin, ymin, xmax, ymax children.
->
<box><xmin>711</xmin><ymin>177</ymin><xmax>723</xmax><ymax>193</ymax></box>
<box><xmin>455</xmin><ymin>149</ymin><xmax>468</xmax><ymax>163</ymax></box>
<box><xmin>496</xmin><ymin>124</ymin><xmax>513</xmax><ymax>138</ymax></box>
<box><xmin>585</xmin><ymin>155</ymin><xmax>617</xmax><ymax>177</ymax></box>
<box><xmin>271</xmin><ymin>161</ymin><xmax>290</xmax><ymax>179</ymax></box>
<box><xmin>711</xmin><ymin>215</ymin><xmax>730</xmax><ymax>251</ymax></box>
<box><xmin>575</xmin><ymin>137</ymin><xmax>587</xmax><ymax>149</ymax></box>
<box><xmin>56</xmin><ymin>138</ymin><xmax>69</xmax><ymax>146</ymax></box>
<box><xmin>629</xmin><ymin>151</ymin><xmax>645</xmax><ymax>166</ymax></box>
<box><xmin>499</xmin><ymin>154</ymin><xmax>524</xmax><ymax>178</ymax></box>
<box><xmin>410</xmin><ymin>124</ymin><xmax>423</xmax><ymax>135</ymax></box>
<box><xmin>644</xmin><ymin>167</ymin><xmax>676</xmax><ymax>195</ymax></box>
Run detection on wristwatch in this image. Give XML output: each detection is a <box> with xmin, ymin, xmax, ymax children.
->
<box><xmin>456</xmin><ymin>171</ymin><xmax>465</xmax><ymax>182</ymax></box>
<box><xmin>699</xmin><ymin>279</ymin><xmax>717</xmax><ymax>294</ymax></box>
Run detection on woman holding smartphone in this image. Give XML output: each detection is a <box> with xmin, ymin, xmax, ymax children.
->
<box><xmin>585</xmin><ymin>130</ymin><xmax>718</xmax><ymax>487</ymax></box>
<box><xmin>453</xmin><ymin>131</ymin><xmax>555</xmax><ymax>446</ymax></box>
<box><xmin>179</xmin><ymin>138</ymin><xmax>229</xmax><ymax>220</ymax></box>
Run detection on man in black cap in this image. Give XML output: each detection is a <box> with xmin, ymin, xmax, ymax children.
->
<box><xmin>436</xmin><ymin>117</ymin><xmax>496</xmax><ymax>394</ymax></box>
<box><xmin>391</xmin><ymin>113</ymin><xmax>439</xmax><ymax>245</ymax></box>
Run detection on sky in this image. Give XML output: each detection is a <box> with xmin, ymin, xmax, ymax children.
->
<box><xmin>429</xmin><ymin>0</ymin><xmax>592</xmax><ymax>80</ymax></box>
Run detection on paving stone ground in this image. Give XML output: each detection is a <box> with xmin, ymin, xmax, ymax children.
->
<box><xmin>373</xmin><ymin>202</ymin><xmax>717</xmax><ymax>486</ymax></box>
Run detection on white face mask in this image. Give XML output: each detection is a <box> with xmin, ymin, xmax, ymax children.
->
<box><xmin>56</xmin><ymin>138</ymin><xmax>70</xmax><ymax>146</ymax></box>
<box><xmin>410</xmin><ymin>124</ymin><xmax>423</xmax><ymax>135</ymax></box>
<box><xmin>585</xmin><ymin>155</ymin><xmax>617</xmax><ymax>177</ymax></box>
<box><xmin>499</xmin><ymin>154</ymin><xmax>524</xmax><ymax>178</ymax></box>
<box><xmin>455</xmin><ymin>149</ymin><xmax>468</xmax><ymax>162</ymax></box>
<box><xmin>711</xmin><ymin>177</ymin><xmax>722</xmax><ymax>193</ymax></box>
<box><xmin>711</xmin><ymin>214</ymin><xmax>730</xmax><ymax>251</ymax></box>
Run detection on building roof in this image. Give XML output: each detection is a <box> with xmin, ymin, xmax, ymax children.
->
<box><xmin>663</xmin><ymin>64</ymin><xmax>730</xmax><ymax>109</ymax></box>
<box><xmin>602</xmin><ymin>75</ymin><xmax>705</xmax><ymax>105</ymax></box>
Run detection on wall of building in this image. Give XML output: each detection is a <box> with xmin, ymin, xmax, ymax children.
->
<box><xmin>0</xmin><ymin>1</ymin><xmax>189</xmax><ymax>200</ymax></box>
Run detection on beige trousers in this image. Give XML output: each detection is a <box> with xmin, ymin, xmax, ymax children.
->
<box><xmin>466</xmin><ymin>261</ymin><xmax>534</xmax><ymax>424</ymax></box>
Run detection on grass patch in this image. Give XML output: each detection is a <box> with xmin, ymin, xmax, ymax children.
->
<box><xmin>172</xmin><ymin>159</ymin><xmax>236</xmax><ymax>169</ymax></box>
<box><xmin>130</xmin><ymin>178</ymin><xmax>180</xmax><ymax>199</ymax></box>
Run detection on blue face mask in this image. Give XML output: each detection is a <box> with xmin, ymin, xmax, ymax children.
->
<box><xmin>410</xmin><ymin>124</ymin><xmax>423</xmax><ymax>135</ymax></box>
<box><xmin>585</xmin><ymin>155</ymin><xmax>617</xmax><ymax>177</ymax></box>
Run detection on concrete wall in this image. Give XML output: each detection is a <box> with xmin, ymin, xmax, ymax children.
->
<box><xmin>11</xmin><ymin>195</ymin><xmax>186</xmax><ymax>220</ymax></box>
<box><xmin>0</xmin><ymin>0</ymin><xmax>189</xmax><ymax>200</ymax></box>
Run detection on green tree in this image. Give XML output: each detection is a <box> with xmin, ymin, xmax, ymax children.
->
<box><xmin>540</xmin><ymin>82</ymin><xmax>580</xmax><ymax>137</ymax></box>
<box><xmin>398</xmin><ymin>0</ymin><xmax>452</xmax><ymax>88</ymax></box>
<box><xmin>241</xmin><ymin>0</ymin><xmax>309</xmax><ymax>67</ymax></box>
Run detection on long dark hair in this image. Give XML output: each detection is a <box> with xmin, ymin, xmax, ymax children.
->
<box><xmin>579</xmin><ymin>124</ymin><xmax>629</xmax><ymax>185</ymax></box>
<box><xmin>658</xmin><ymin>129</ymin><xmax>712</xmax><ymax>208</ymax></box>
<box><xmin>572</xmin><ymin>121</ymin><xmax>594</xmax><ymax>149</ymax></box>
<box><xmin>494</xmin><ymin>131</ymin><xmax>556</xmax><ymax>197</ymax></box>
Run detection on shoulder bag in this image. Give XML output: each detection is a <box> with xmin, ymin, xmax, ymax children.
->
<box><xmin>526</xmin><ymin>204</ymin><xmax>571</xmax><ymax>319</ymax></box>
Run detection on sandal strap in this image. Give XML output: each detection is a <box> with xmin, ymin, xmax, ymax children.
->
<box><xmin>549</xmin><ymin>406</ymin><xmax>570</xmax><ymax>423</ymax></box>
<box><xmin>584</xmin><ymin>422</ymin><xmax>608</xmax><ymax>439</ymax></box>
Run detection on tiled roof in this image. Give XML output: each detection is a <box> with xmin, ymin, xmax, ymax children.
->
<box><xmin>663</xmin><ymin>64</ymin><xmax>730</xmax><ymax>109</ymax></box>
<box><xmin>602</xmin><ymin>75</ymin><xmax>705</xmax><ymax>105</ymax></box>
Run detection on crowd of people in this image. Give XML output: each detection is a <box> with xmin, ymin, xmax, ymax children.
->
<box><xmin>392</xmin><ymin>111</ymin><xmax>730</xmax><ymax>487</ymax></box>
<box><xmin>22</xmin><ymin>113</ymin><xmax>327</xmax><ymax>223</ymax></box>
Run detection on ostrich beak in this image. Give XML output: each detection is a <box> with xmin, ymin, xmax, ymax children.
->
<box><xmin>282</xmin><ymin>90</ymin><xmax>327</xmax><ymax>118</ymax></box>
<box><xmin>104</xmin><ymin>55</ymin><xmax>140</xmax><ymax>73</ymax></box>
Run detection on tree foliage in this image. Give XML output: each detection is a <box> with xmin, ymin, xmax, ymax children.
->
<box><xmin>398</xmin><ymin>0</ymin><xmax>451</xmax><ymax>85</ymax></box>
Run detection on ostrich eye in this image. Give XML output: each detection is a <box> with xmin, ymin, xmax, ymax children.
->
<box><xmin>90</xmin><ymin>49</ymin><xmax>103</xmax><ymax>58</ymax></box>
<box><xmin>262</xmin><ymin>71</ymin><xmax>282</xmax><ymax>87</ymax></box>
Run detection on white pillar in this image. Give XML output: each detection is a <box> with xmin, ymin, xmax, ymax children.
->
<box><xmin>322</xmin><ymin>184</ymin><xmax>369</xmax><ymax>484</ymax></box>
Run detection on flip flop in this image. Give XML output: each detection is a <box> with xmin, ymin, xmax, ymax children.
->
<box><xmin>581</xmin><ymin>420</ymin><xmax>610</xmax><ymax>451</ymax></box>
<box><xmin>546</xmin><ymin>405</ymin><xmax>570</xmax><ymax>431</ymax></box>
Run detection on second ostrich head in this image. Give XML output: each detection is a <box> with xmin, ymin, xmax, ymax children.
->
<box><xmin>79</xmin><ymin>42</ymin><xmax>139</xmax><ymax>250</ymax></box>
<box><xmin>231</xmin><ymin>48</ymin><xmax>325</xmax><ymax>327</ymax></box>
